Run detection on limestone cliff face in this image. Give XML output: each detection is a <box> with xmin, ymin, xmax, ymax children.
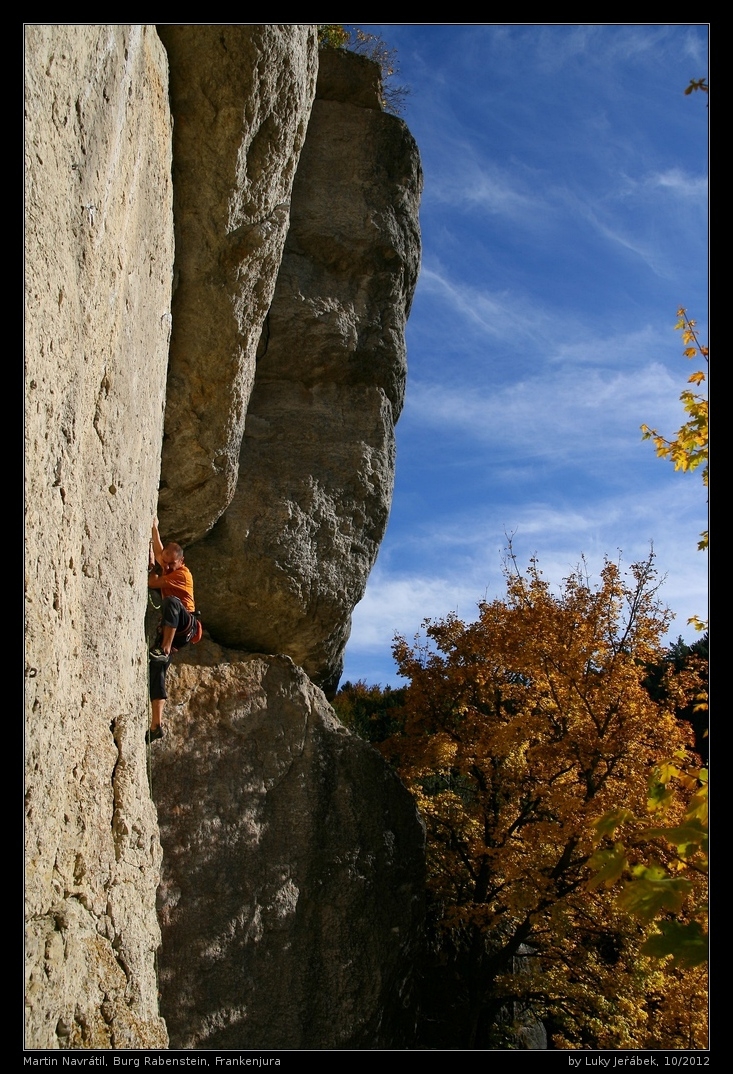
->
<box><xmin>26</xmin><ymin>28</ymin><xmax>423</xmax><ymax>1052</ymax></box>
<box><xmin>156</xmin><ymin>26</ymin><xmax>319</xmax><ymax>546</ymax></box>
<box><xmin>154</xmin><ymin>641</ymin><xmax>425</xmax><ymax>1050</ymax></box>
<box><xmin>186</xmin><ymin>49</ymin><xmax>423</xmax><ymax>694</ymax></box>
<box><xmin>25</xmin><ymin>25</ymin><xmax>173</xmax><ymax>1048</ymax></box>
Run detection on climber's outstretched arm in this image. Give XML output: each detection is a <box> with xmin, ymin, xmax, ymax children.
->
<box><xmin>151</xmin><ymin>515</ymin><xmax>165</xmax><ymax>567</ymax></box>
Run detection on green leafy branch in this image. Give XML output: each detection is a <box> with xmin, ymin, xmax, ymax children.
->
<box><xmin>588</xmin><ymin>753</ymin><xmax>708</xmax><ymax>968</ymax></box>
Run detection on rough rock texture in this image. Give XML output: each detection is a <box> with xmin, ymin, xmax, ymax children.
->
<box><xmin>500</xmin><ymin>948</ymin><xmax>548</xmax><ymax>1050</ymax></box>
<box><xmin>24</xmin><ymin>25</ymin><xmax>172</xmax><ymax>1048</ymax></box>
<box><xmin>156</xmin><ymin>25</ymin><xmax>319</xmax><ymax>546</ymax></box>
<box><xmin>26</xmin><ymin>29</ymin><xmax>427</xmax><ymax>1053</ymax></box>
<box><xmin>152</xmin><ymin>639</ymin><xmax>425</xmax><ymax>1050</ymax></box>
<box><xmin>186</xmin><ymin>50</ymin><xmax>423</xmax><ymax>694</ymax></box>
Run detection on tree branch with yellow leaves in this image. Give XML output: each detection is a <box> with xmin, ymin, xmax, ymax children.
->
<box><xmin>641</xmin><ymin>309</ymin><xmax>708</xmax><ymax>566</ymax></box>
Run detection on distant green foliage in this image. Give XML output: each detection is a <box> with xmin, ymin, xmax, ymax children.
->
<box><xmin>642</xmin><ymin>634</ymin><xmax>708</xmax><ymax>761</ymax></box>
<box><xmin>332</xmin><ymin>680</ymin><xmax>407</xmax><ymax>742</ymax></box>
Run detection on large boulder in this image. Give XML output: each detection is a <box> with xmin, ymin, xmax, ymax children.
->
<box><xmin>156</xmin><ymin>25</ymin><xmax>319</xmax><ymax>545</ymax></box>
<box><xmin>152</xmin><ymin>639</ymin><xmax>425</xmax><ymax>1049</ymax></box>
<box><xmin>186</xmin><ymin>49</ymin><xmax>423</xmax><ymax>694</ymax></box>
<box><xmin>24</xmin><ymin>25</ymin><xmax>173</xmax><ymax>1048</ymax></box>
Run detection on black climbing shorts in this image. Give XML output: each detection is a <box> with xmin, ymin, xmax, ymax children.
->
<box><xmin>149</xmin><ymin>597</ymin><xmax>194</xmax><ymax>701</ymax></box>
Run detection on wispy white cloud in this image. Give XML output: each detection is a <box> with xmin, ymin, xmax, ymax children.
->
<box><xmin>674</xmin><ymin>26</ymin><xmax>709</xmax><ymax>70</ymax></box>
<box><xmin>554</xmin><ymin>165</ymin><xmax>707</xmax><ymax>278</ymax></box>
<box><xmin>414</xmin><ymin>259</ymin><xmax>703</xmax><ymax>376</ymax></box>
<box><xmin>646</xmin><ymin>169</ymin><xmax>708</xmax><ymax>199</ymax></box>
<box><xmin>424</xmin><ymin>152</ymin><xmax>545</xmax><ymax>225</ymax></box>
<box><xmin>415</xmin><ymin>263</ymin><xmax>567</xmax><ymax>351</ymax></box>
<box><xmin>554</xmin><ymin>191</ymin><xmax>669</xmax><ymax>279</ymax></box>
<box><xmin>404</xmin><ymin>359</ymin><xmax>686</xmax><ymax>470</ymax></box>
<box><xmin>549</xmin><ymin>325</ymin><xmax>669</xmax><ymax>368</ymax></box>
<box><xmin>417</xmin><ymin>265</ymin><xmax>514</xmax><ymax>338</ymax></box>
<box><xmin>519</xmin><ymin>24</ymin><xmax>695</xmax><ymax>80</ymax></box>
<box><xmin>344</xmin><ymin>478</ymin><xmax>707</xmax><ymax>685</ymax></box>
<box><xmin>530</xmin><ymin>24</ymin><xmax>603</xmax><ymax>73</ymax></box>
<box><xmin>349</xmin><ymin>572</ymin><xmax>479</xmax><ymax>647</ymax></box>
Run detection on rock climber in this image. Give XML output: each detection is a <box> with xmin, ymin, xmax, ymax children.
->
<box><xmin>146</xmin><ymin>516</ymin><xmax>198</xmax><ymax>743</ymax></box>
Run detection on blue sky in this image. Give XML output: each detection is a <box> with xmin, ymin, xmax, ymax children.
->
<box><xmin>340</xmin><ymin>24</ymin><xmax>709</xmax><ymax>689</ymax></box>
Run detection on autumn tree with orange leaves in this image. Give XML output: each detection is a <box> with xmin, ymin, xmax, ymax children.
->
<box><xmin>381</xmin><ymin>550</ymin><xmax>706</xmax><ymax>1048</ymax></box>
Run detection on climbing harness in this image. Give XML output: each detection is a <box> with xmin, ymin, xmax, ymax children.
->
<box><xmin>179</xmin><ymin>609</ymin><xmax>203</xmax><ymax>648</ymax></box>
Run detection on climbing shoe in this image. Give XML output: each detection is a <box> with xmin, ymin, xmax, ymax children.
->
<box><xmin>145</xmin><ymin>726</ymin><xmax>164</xmax><ymax>744</ymax></box>
<box><xmin>149</xmin><ymin>647</ymin><xmax>170</xmax><ymax>663</ymax></box>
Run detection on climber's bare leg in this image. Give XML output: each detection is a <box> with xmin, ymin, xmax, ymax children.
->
<box><xmin>160</xmin><ymin>624</ymin><xmax>176</xmax><ymax>656</ymax></box>
<box><xmin>150</xmin><ymin>698</ymin><xmax>165</xmax><ymax>733</ymax></box>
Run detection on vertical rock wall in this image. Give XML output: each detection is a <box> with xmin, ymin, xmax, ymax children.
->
<box><xmin>26</xmin><ymin>29</ymin><xmax>426</xmax><ymax>1052</ymax></box>
<box><xmin>186</xmin><ymin>50</ymin><xmax>423</xmax><ymax>693</ymax></box>
<box><xmin>156</xmin><ymin>25</ymin><xmax>319</xmax><ymax>545</ymax></box>
<box><xmin>24</xmin><ymin>25</ymin><xmax>173</xmax><ymax>1048</ymax></box>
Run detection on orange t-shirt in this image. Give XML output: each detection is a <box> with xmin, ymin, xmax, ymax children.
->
<box><xmin>160</xmin><ymin>564</ymin><xmax>195</xmax><ymax>613</ymax></box>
